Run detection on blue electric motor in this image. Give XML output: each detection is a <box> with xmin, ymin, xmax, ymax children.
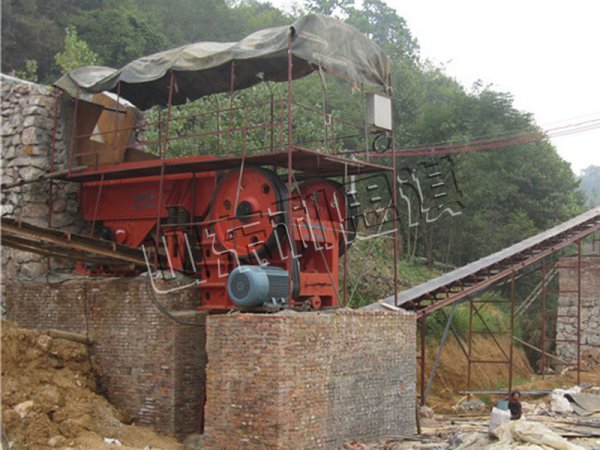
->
<box><xmin>226</xmin><ymin>265</ymin><xmax>289</xmax><ymax>307</ymax></box>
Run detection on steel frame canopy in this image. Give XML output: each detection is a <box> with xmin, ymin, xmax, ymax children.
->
<box><xmin>44</xmin><ymin>12</ymin><xmax>403</xmax><ymax>312</ymax></box>
<box><xmin>62</xmin><ymin>147</ymin><xmax>392</xmax><ymax>183</ymax></box>
<box><xmin>54</xmin><ymin>14</ymin><xmax>391</xmax><ymax>110</ymax></box>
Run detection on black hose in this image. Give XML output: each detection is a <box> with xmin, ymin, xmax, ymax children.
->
<box><xmin>144</xmin><ymin>276</ymin><xmax>205</xmax><ymax>328</ymax></box>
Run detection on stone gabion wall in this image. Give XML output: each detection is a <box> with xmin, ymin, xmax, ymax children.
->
<box><xmin>556</xmin><ymin>255</ymin><xmax>600</xmax><ymax>369</ymax></box>
<box><xmin>3</xmin><ymin>277</ymin><xmax>206</xmax><ymax>438</ymax></box>
<box><xmin>204</xmin><ymin>309</ymin><xmax>416</xmax><ymax>450</ymax></box>
<box><xmin>1</xmin><ymin>74</ymin><xmax>81</xmax><ymax>280</ymax></box>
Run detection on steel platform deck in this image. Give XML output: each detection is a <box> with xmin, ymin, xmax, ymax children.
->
<box><xmin>61</xmin><ymin>146</ymin><xmax>391</xmax><ymax>183</ymax></box>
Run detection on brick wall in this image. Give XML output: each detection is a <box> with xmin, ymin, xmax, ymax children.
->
<box><xmin>204</xmin><ymin>309</ymin><xmax>416</xmax><ymax>449</ymax></box>
<box><xmin>556</xmin><ymin>255</ymin><xmax>600</xmax><ymax>369</ymax></box>
<box><xmin>3</xmin><ymin>276</ymin><xmax>206</xmax><ymax>438</ymax></box>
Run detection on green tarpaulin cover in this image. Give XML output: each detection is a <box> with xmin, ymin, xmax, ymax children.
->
<box><xmin>55</xmin><ymin>14</ymin><xmax>391</xmax><ymax>110</ymax></box>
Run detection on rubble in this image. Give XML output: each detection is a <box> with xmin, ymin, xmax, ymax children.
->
<box><xmin>492</xmin><ymin>420</ymin><xmax>586</xmax><ymax>450</ymax></box>
<box><xmin>1</xmin><ymin>320</ymin><xmax>184</xmax><ymax>450</ymax></box>
<box><xmin>552</xmin><ymin>387</ymin><xmax>582</xmax><ymax>414</ymax></box>
<box><xmin>420</xmin><ymin>406</ymin><xmax>435</xmax><ymax>419</ymax></box>
<box><xmin>343</xmin><ymin>388</ymin><xmax>600</xmax><ymax>450</ymax></box>
<box><xmin>455</xmin><ymin>399</ymin><xmax>486</xmax><ymax>413</ymax></box>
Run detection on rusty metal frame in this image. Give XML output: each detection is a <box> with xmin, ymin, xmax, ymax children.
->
<box><xmin>1</xmin><ymin>218</ymin><xmax>151</xmax><ymax>267</ymax></box>
<box><xmin>8</xmin><ymin>23</ymin><xmax>397</xmax><ymax>316</ymax></box>
<box><xmin>410</xmin><ymin>208</ymin><xmax>600</xmax><ymax>404</ymax></box>
<box><xmin>381</xmin><ymin>208</ymin><xmax>600</xmax><ymax>317</ymax></box>
<box><xmin>416</xmin><ymin>229</ymin><xmax>596</xmax><ymax>404</ymax></box>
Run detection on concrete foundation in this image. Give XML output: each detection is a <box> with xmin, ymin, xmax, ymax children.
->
<box><xmin>204</xmin><ymin>310</ymin><xmax>416</xmax><ymax>449</ymax></box>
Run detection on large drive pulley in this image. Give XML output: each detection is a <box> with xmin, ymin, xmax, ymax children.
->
<box><xmin>210</xmin><ymin>167</ymin><xmax>286</xmax><ymax>260</ymax></box>
<box><xmin>210</xmin><ymin>167</ymin><xmax>356</xmax><ymax>262</ymax></box>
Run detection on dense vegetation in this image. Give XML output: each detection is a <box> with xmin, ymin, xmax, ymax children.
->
<box><xmin>2</xmin><ymin>0</ymin><xmax>584</xmax><ymax>265</ymax></box>
<box><xmin>2</xmin><ymin>0</ymin><xmax>588</xmax><ymax>363</ymax></box>
<box><xmin>580</xmin><ymin>165</ymin><xmax>600</xmax><ymax>207</ymax></box>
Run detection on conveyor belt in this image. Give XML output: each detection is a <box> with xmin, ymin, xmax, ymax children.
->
<box><xmin>1</xmin><ymin>218</ymin><xmax>151</xmax><ymax>267</ymax></box>
<box><xmin>378</xmin><ymin>207</ymin><xmax>600</xmax><ymax>318</ymax></box>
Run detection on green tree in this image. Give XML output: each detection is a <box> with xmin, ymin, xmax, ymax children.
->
<box><xmin>1</xmin><ymin>0</ymin><xmax>88</xmax><ymax>81</ymax></box>
<box><xmin>580</xmin><ymin>165</ymin><xmax>600</xmax><ymax>207</ymax></box>
<box><xmin>302</xmin><ymin>0</ymin><xmax>353</xmax><ymax>16</ymax></box>
<box><xmin>344</xmin><ymin>0</ymin><xmax>419</xmax><ymax>60</ymax></box>
<box><xmin>54</xmin><ymin>25</ymin><xmax>99</xmax><ymax>73</ymax></box>
<box><xmin>14</xmin><ymin>59</ymin><xmax>39</xmax><ymax>82</ymax></box>
<box><xmin>72</xmin><ymin>0</ymin><xmax>169</xmax><ymax>68</ymax></box>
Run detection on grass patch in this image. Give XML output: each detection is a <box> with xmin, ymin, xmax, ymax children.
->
<box><xmin>345</xmin><ymin>239</ymin><xmax>439</xmax><ymax>308</ymax></box>
<box><xmin>426</xmin><ymin>291</ymin><xmax>523</xmax><ymax>340</ymax></box>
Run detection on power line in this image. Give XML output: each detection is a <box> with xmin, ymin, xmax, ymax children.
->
<box><xmin>372</xmin><ymin>117</ymin><xmax>600</xmax><ymax>158</ymax></box>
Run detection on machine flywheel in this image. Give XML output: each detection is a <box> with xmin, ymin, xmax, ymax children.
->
<box><xmin>209</xmin><ymin>167</ymin><xmax>286</xmax><ymax>260</ymax></box>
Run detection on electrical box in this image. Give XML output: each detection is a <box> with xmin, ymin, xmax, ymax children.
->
<box><xmin>366</xmin><ymin>93</ymin><xmax>392</xmax><ymax>131</ymax></box>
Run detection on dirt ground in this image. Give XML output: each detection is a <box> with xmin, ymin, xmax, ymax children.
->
<box><xmin>1</xmin><ymin>320</ymin><xmax>185</xmax><ymax>450</ymax></box>
<box><xmin>343</xmin><ymin>378</ymin><xmax>600</xmax><ymax>450</ymax></box>
<box><xmin>422</xmin><ymin>332</ymin><xmax>600</xmax><ymax>415</ymax></box>
<box><xmin>424</xmin><ymin>334</ymin><xmax>534</xmax><ymax>412</ymax></box>
<box><xmin>3</xmin><ymin>318</ymin><xmax>598</xmax><ymax>450</ymax></box>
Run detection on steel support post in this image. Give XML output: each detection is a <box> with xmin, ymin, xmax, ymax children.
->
<box><xmin>424</xmin><ymin>303</ymin><xmax>457</xmax><ymax>403</ymax></box>
<box><xmin>228</xmin><ymin>62</ymin><xmax>235</xmax><ymax>154</ymax></box>
<box><xmin>509</xmin><ymin>271</ymin><xmax>515</xmax><ymax>392</ymax></box>
<box><xmin>467</xmin><ymin>300</ymin><xmax>474</xmax><ymax>392</ymax></box>
<box><xmin>286</xmin><ymin>31</ymin><xmax>295</xmax><ymax>303</ymax></box>
<box><xmin>153</xmin><ymin>72</ymin><xmax>176</xmax><ymax>252</ymax></box>
<box><xmin>392</xmin><ymin>134</ymin><xmax>399</xmax><ymax>306</ymax></box>
<box><xmin>419</xmin><ymin>315</ymin><xmax>427</xmax><ymax>405</ymax></box>
<box><xmin>576</xmin><ymin>239</ymin><xmax>582</xmax><ymax>385</ymax></box>
<box><xmin>541</xmin><ymin>258</ymin><xmax>548</xmax><ymax>378</ymax></box>
<box><xmin>343</xmin><ymin>162</ymin><xmax>348</xmax><ymax>306</ymax></box>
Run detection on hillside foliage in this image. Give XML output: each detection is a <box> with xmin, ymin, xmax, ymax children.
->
<box><xmin>2</xmin><ymin>0</ymin><xmax>589</xmax><ymax>372</ymax></box>
<box><xmin>2</xmin><ymin>0</ymin><xmax>585</xmax><ymax>302</ymax></box>
<box><xmin>580</xmin><ymin>165</ymin><xmax>600</xmax><ymax>207</ymax></box>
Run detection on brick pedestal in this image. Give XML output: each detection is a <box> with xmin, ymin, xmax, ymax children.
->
<box><xmin>204</xmin><ymin>310</ymin><xmax>416</xmax><ymax>449</ymax></box>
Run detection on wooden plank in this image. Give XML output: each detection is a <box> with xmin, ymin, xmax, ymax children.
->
<box><xmin>47</xmin><ymin>329</ymin><xmax>93</xmax><ymax>345</ymax></box>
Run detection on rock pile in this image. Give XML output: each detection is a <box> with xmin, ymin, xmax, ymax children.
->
<box><xmin>1</xmin><ymin>74</ymin><xmax>81</xmax><ymax>279</ymax></box>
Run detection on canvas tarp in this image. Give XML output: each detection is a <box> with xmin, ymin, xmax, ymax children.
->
<box><xmin>455</xmin><ymin>421</ymin><xmax>586</xmax><ymax>450</ymax></box>
<box><xmin>565</xmin><ymin>393</ymin><xmax>600</xmax><ymax>416</ymax></box>
<box><xmin>55</xmin><ymin>14</ymin><xmax>391</xmax><ymax>110</ymax></box>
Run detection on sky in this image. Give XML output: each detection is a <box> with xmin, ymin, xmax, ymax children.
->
<box><xmin>271</xmin><ymin>0</ymin><xmax>600</xmax><ymax>174</ymax></box>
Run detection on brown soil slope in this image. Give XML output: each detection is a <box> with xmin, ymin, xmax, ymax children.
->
<box><xmin>424</xmin><ymin>335</ymin><xmax>534</xmax><ymax>411</ymax></box>
<box><xmin>1</xmin><ymin>320</ymin><xmax>184</xmax><ymax>450</ymax></box>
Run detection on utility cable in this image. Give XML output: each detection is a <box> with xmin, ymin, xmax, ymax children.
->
<box><xmin>144</xmin><ymin>275</ymin><xmax>205</xmax><ymax>328</ymax></box>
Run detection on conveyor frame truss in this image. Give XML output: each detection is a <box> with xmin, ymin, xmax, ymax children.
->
<box><xmin>382</xmin><ymin>208</ymin><xmax>600</xmax><ymax>405</ymax></box>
